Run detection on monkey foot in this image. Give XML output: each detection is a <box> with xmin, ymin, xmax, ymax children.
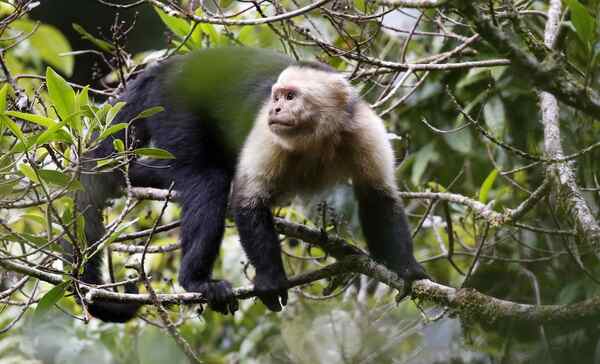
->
<box><xmin>398</xmin><ymin>262</ymin><xmax>429</xmax><ymax>282</ymax></box>
<box><xmin>254</xmin><ymin>273</ymin><xmax>289</xmax><ymax>312</ymax></box>
<box><xmin>194</xmin><ymin>280</ymin><xmax>239</xmax><ymax>315</ymax></box>
<box><xmin>393</xmin><ymin>262</ymin><xmax>429</xmax><ymax>302</ymax></box>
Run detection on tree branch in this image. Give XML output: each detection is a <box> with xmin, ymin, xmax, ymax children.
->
<box><xmin>537</xmin><ymin>0</ymin><xmax>600</xmax><ymax>248</ymax></box>
<box><xmin>454</xmin><ymin>1</ymin><xmax>600</xmax><ymax>119</ymax></box>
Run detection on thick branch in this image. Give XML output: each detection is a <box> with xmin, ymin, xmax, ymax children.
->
<box><xmin>454</xmin><ymin>1</ymin><xmax>600</xmax><ymax>118</ymax></box>
<box><xmin>1</xmin><ymin>178</ymin><xmax>596</xmax><ymax>326</ymax></box>
<box><xmin>376</xmin><ymin>0</ymin><xmax>447</xmax><ymax>7</ymax></box>
<box><xmin>538</xmin><ymin>0</ymin><xmax>600</xmax><ymax>246</ymax></box>
<box><xmin>4</xmin><ymin>239</ymin><xmax>600</xmax><ymax>326</ymax></box>
<box><xmin>412</xmin><ymin>280</ymin><xmax>600</xmax><ymax>325</ymax></box>
<box><xmin>148</xmin><ymin>0</ymin><xmax>331</xmax><ymax>26</ymax></box>
<box><xmin>130</xmin><ymin>187</ymin><xmax>546</xmax><ymax>227</ymax></box>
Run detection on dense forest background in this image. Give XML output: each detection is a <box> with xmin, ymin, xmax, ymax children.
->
<box><xmin>1</xmin><ymin>0</ymin><xmax>600</xmax><ymax>363</ymax></box>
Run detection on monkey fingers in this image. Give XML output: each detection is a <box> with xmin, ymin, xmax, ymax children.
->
<box><xmin>253</xmin><ymin>273</ymin><xmax>288</xmax><ymax>312</ymax></box>
<box><xmin>397</xmin><ymin>261</ymin><xmax>429</xmax><ymax>282</ymax></box>
<box><xmin>256</xmin><ymin>289</ymin><xmax>288</xmax><ymax>312</ymax></box>
<box><xmin>197</xmin><ymin>280</ymin><xmax>239</xmax><ymax>315</ymax></box>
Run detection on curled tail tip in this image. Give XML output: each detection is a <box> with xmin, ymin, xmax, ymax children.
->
<box><xmin>87</xmin><ymin>282</ymin><xmax>141</xmax><ymax>323</ymax></box>
<box><xmin>88</xmin><ymin>301</ymin><xmax>141</xmax><ymax>323</ymax></box>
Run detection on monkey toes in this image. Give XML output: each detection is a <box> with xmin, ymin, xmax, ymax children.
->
<box><xmin>398</xmin><ymin>261</ymin><xmax>429</xmax><ymax>282</ymax></box>
<box><xmin>253</xmin><ymin>273</ymin><xmax>289</xmax><ymax>312</ymax></box>
<box><xmin>195</xmin><ymin>280</ymin><xmax>239</xmax><ymax>315</ymax></box>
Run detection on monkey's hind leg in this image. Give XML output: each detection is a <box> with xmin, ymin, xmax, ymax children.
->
<box><xmin>354</xmin><ymin>185</ymin><xmax>429</xmax><ymax>282</ymax></box>
<box><xmin>177</xmin><ymin>168</ymin><xmax>238</xmax><ymax>315</ymax></box>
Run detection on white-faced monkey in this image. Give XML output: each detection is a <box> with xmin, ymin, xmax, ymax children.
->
<box><xmin>75</xmin><ymin>48</ymin><xmax>428</xmax><ymax>322</ymax></box>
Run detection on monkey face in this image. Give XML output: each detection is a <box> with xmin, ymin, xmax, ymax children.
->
<box><xmin>268</xmin><ymin>84</ymin><xmax>316</xmax><ymax>136</ymax></box>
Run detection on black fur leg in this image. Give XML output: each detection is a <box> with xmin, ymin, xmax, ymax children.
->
<box><xmin>354</xmin><ymin>185</ymin><xmax>429</xmax><ymax>283</ymax></box>
<box><xmin>87</xmin><ymin>281</ymin><xmax>142</xmax><ymax>323</ymax></box>
<box><xmin>184</xmin><ymin>279</ymin><xmax>238</xmax><ymax>315</ymax></box>
<box><xmin>129</xmin><ymin>160</ymin><xmax>169</xmax><ymax>189</ymax></box>
<box><xmin>176</xmin><ymin>168</ymin><xmax>239</xmax><ymax>315</ymax></box>
<box><xmin>233</xmin><ymin>201</ymin><xmax>289</xmax><ymax>312</ymax></box>
<box><xmin>253</xmin><ymin>272</ymin><xmax>288</xmax><ymax>312</ymax></box>
<box><xmin>68</xmin><ymin>168</ymin><xmax>142</xmax><ymax>323</ymax></box>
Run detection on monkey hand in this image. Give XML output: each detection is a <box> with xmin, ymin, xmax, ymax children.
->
<box><xmin>253</xmin><ymin>272</ymin><xmax>288</xmax><ymax>312</ymax></box>
<box><xmin>393</xmin><ymin>260</ymin><xmax>429</xmax><ymax>302</ymax></box>
<box><xmin>397</xmin><ymin>260</ymin><xmax>429</xmax><ymax>282</ymax></box>
<box><xmin>195</xmin><ymin>279</ymin><xmax>239</xmax><ymax>315</ymax></box>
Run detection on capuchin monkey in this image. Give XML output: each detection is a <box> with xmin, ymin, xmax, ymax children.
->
<box><xmin>76</xmin><ymin>47</ymin><xmax>427</xmax><ymax>322</ymax></box>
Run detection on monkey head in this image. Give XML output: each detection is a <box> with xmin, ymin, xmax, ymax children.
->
<box><xmin>267</xmin><ymin>66</ymin><xmax>355</xmax><ymax>144</ymax></box>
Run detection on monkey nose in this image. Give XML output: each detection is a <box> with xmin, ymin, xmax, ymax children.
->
<box><xmin>275</xmin><ymin>107</ymin><xmax>281</xmax><ymax>113</ymax></box>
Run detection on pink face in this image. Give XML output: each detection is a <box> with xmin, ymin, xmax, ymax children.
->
<box><xmin>268</xmin><ymin>84</ymin><xmax>315</xmax><ymax>135</ymax></box>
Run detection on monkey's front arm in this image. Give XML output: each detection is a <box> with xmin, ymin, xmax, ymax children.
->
<box><xmin>232</xmin><ymin>193</ymin><xmax>289</xmax><ymax>312</ymax></box>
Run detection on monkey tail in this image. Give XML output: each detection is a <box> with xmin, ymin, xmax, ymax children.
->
<box><xmin>66</xmin><ymin>163</ymin><xmax>142</xmax><ymax>322</ymax></box>
<box><xmin>80</xmin><ymin>249</ymin><xmax>141</xmax><ymax>323</ymax></box>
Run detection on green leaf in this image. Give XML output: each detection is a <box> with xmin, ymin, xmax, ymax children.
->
<box><xmin>36</xmin><ymin>129</ymin><xmax>74</xmax><ymax>146</ymax></box>
<box><xmin>38</xmin><ymin>169</ymin><xmax>83</xmax><ymax>190</ymax></box>
<box><xmin>12</xmin><ymin>136</ymin><xmax>35</xmax><ymax>153</ymax></box>
<box><xmin>426</xmin><ymin>182</ymin><xmax>447</xmax><ymax>192</ymax></box>
<box><xmin>96</xmin><ymin>103</ymin><xmax>112</xmax><ymax>124</ymax></box>
<box><xmin>72</xmin><ymin>87</ymin><xmax>89</xmax><ymax>136</ymax></box>
<box><xmin>113</xmin><ymin>139</ymin><xmax>125</xmax><ymax>152</ymax></box>
<box><xmin>97</xmin><ymin>123</ymin><xmax>127</xmax><ymax>142</ymax></box>
<box><xmin>483</xmin><ymin>96</ymin><xmax>506</xmax><ymax>137</ymax></box>
<box><xmin>0</xmin><ymin>179</ymin><xmax>18</xmax><ymax>196</ymax></box>
<box><xmin>238</xmin><ymin>26</ymin><xmax>255</xmax><ymax>45</ymax></box>
<box><xmin>479</xmin><ymin>169</ymin><xmax>498</xmax><ymax>203</ymax></box>
<box><xmin>132</xmin><ymin>106</ymin><xmax>164</xmax><ymax>121</ymax></box>
<box><xmin>189</xmin><ymin>24</ymin><xmax>203</xmax><ymax>48</ymax></box>
<box><xmin>4</xmin><ymin>232</ymin><xmax>49</xmax><ymax>246</ymax></box>
<box><xmin>20</xmin><ymin>213</ymin><xmax>48</xmax><ymax>227</ymax></box>
<box><xmin>76</xmin><ymin>214</ymin><xmax>87</xmax><ymax>245</ymax></box>
<box><xmin>5</xmin><ymin>111</ymin><xmax>58</xmax><ymax>128</ymax></box>
<box><xmin>0</xmin><ymin>115</ymin><xmax>25</xmax><ymax>143</ymax></box>
<box><xmin>61</xmin><ymin>197</ymin><xmax>74</xmax><ymax>226</ymax></box>
<box><xmin>154</xmin><ymin>7</ymin><xmax>191</xmax><ymax>38</ymax></box>
<box><xmin>76</xmin><ymin>85</ymin><xmax>90</xmax><ymax>110</ymax></box>
<box><xmin>558</xmin><ymin>281</ymin><xmax>582</xmax><ymax>304</ymax></box>
<box><xmin>96</xmin><ymin>158</ymin><xmax>118</xmax><ymax>169</ymax></box>
<box><xmin>217</xmin><ymin>0</ymin><xmax>234</xmax><ymax>9</ymax></box>
<box><xmin>72</xmin><ymin>23</ymin><xmax>115</xmax><ymax>52</ymax></box>
<box><xmin>106</xmin><ymin>101</ymin><xmax>126</xmax><ymax>124</ymax></box>
<box><xmin>35</xmin><ymin>119</ymin><xmax>73</xmax><ymax>145</ymax></box>
<box><xmin>14</xmin><ymin>20</ymin><xmax>74</xmax><ymax>76</ymax></box>
<box><xmin>94</xmin><ymin>218</ymin><xmax>139</xmax><ymax>253</ymax></box>
<box><xmin>201</xmin><ymin>23</ymin><xmax>221</xmax><ymax>46</ymax></box>
<box><xmin>46</xmin><ymin>67</ymin><xmax>76</xmax><ymax>121</ymax></box>
<box><xmin>0</xmin><ymin>2</ymin><xmax>16</xmax><ymax>17</ymax></box>
<box><xmin>410</xmin><ymin>143</ymin><xmax>438</xmax><ymax>186</ymax></box>
<box><xmin>33</xmin><ymin>281</ymin><xmax>69</xmax><ymax>322</ymax></box>
<box><xmin>134</xmin><ymin>147</ymin><xmax>175</xmax><ymax>159</ymax></box>
<box><xmin>443</xmin><ymin>127</ymin><xmax>472</xmax><ymax>154</ymax></box>
<box><xmin>490</xmin><ymin>66</ymin><xmax>508</xmax><ymax>81</ymax></box>
<box><xmin>565</xmin><ymin>0</ymin><xmax>597</xmax><ymax>50</ymax></box>
<box><xmin>82</xmin><ymin>104</ymin><xmax>99</xmax><ymax>132</ymax></box>
<box><xmin>0</xmin><ymin>84</ymin><xmax>9</xmax><ymax>113</ymax></box>
<box><xmin>18</xmin><ymin>163</ymin><xmax>39</xmax><ymax>183</ymax></box>
<box><xmin>456</xmin><ymin>67</ymin><xmax>492</xmax><ymax>89</ymax></box>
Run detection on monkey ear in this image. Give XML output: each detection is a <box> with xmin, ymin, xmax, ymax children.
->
<box><xmin>331</xmin><ymin>78</ymin><xmax>354</xmax><ymax>107</ymax></box>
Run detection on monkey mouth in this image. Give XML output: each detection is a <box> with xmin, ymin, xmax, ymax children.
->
<box><xmin>268</xmin><ymin>120</ymin><xmax>296</xmax><ymax>129</ymax></box>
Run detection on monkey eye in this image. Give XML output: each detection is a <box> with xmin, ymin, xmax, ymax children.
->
<box><xmin>286</xmin><ymin>91</ymin><xmax>295</xmax><ymax>100</ymax></box>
